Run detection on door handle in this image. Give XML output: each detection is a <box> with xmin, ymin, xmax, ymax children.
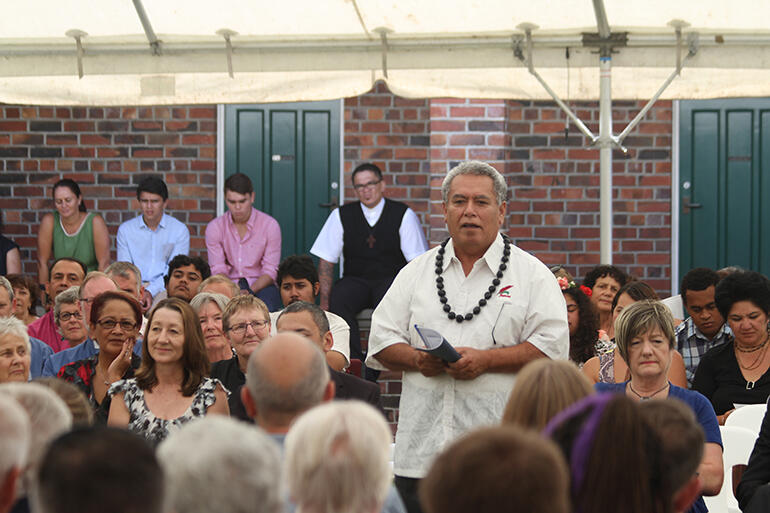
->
<box><xmin>683</xmin><ymin>202</ymin><xmax>702</xmax><ymax>209</ymax></box>
<box><xmin>319</xmin><ymin>199</ymin><xmax>338</xmax><ymax>209</ymax></box>
<box><xmin>682</xmin><ymin>196</ymin><xmax>702</xmax><ymax>214</ymax></box>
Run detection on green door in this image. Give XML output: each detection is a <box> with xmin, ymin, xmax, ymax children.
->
<box><xmin>679</xmin><ymin>99</ymin><xmax>770</xmax><ymax>277</ymax></box>
<box><xmin>224</xmin><ymin>101</ymin><xmax>341</xmax><ymax>260</ymax></box>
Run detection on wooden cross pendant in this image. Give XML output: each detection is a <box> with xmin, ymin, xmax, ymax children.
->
<box><xmin>366</xmin><ymin>233</ymin><xmax>376</xmax><ymax>249</ymax></box>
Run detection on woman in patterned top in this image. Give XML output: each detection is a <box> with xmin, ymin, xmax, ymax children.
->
<box><xmin>58</xmin><ymin>290</ymin><xmax>141</xmax><ymax>423</ymax></box>
<box><xmin>108</xmin><ymin>297</ymin><xmax>229</xmax><ymax>444</ymax></box>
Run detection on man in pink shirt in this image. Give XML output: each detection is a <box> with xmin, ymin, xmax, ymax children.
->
<box><xmin>205</xmin><ymin>173</ymin><xmax>282</xmax><ymax>311</ymax></box>
<box><xmin>28</xmin><ymin>257</ymin><xmax>86</xmax><ymax>352</ymax></box>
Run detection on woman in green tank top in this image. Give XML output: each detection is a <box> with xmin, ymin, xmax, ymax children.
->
<box><xmin>37</xmin><ymin>179</ymin><xmax>111</xmax><ymax>285</ymax></box>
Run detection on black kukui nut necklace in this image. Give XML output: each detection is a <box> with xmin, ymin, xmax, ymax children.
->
<box><xmin>435</xmin><ymin>234</ymin><xmax>511</xmax><ymax>323</ymax></box>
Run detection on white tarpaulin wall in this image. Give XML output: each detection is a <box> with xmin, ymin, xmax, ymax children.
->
<box><xmin>4</xmin><ymin>0</ymin><xmax>770</xmax><ymax>105</ymax></box>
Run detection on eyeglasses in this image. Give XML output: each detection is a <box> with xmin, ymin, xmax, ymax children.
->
<box><xmin>96</xmin><ymin>319</ymin><xmax>137</xmax><ymax>331</ymax></box>
<box><xmin>353</xmin><ymin>180</ymin><xmax>381</xmax><ymax>191</ymax></box>
<box><xmin>228</xmin><ymin>320</ymin><xmax>269</xmax><ymax>336</ymax></box>
<box><xmin>59</xmin><ymin>311</ymin><xmax>82</xmax><ymax>322</ymax></box>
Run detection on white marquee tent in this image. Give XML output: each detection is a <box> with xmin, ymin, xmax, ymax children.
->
<box><xmin>3</xmin><ymin>0</ymin><xmax>770</xmax><ymax>262</ymax></box>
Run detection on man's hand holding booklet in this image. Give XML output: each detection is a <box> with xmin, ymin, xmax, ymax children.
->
<box><xmin>414</xmin><ymin>325</ymin><xmax>461</xmax><ymax>363</ymax></box>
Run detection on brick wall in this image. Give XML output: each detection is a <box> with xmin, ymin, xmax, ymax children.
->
<box><xmin>0</xmin><ymin>105</ymin><xmax>217</xmax><ymax>275</ymax></box>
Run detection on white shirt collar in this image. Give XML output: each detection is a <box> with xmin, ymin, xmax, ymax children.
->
<box><xmin>359</xmin><ymin>198</ymin><xmax>385</xmax><ymax>227</ymax></box>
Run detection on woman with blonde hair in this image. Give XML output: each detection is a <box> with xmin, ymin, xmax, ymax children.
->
<box><xmin>502</xmin><ymin>359</ymin><xmax>593</xmax><ymax>430</ymax></box>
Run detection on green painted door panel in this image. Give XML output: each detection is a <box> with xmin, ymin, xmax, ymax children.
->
<box><xmin>225</xmin><ymin>102</ymin><xmax>341</xmax><ymax>261</ymax></box>
<box><xmin>679</xmin><ymin>99</ymin><xmax>770</xmax><ymax>279</ymax></box>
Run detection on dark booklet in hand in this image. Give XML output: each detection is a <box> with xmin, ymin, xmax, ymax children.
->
<box><xmin>414</xmin><ymin>325</ymin><xmax>461</xmax><ymax>363</ymax></box>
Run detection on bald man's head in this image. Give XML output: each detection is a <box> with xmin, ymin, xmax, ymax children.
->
<box><xmin>79</xmin><ymin>273</ymin><xmax>118</xmax><ymax>327</ymax></box>
<box><xmin>242</xmin><ymin>333</ymin><xmax>332</xmax><ymax>433</ymax></box>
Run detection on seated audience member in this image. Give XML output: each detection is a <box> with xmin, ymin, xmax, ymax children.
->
<box><xmin>0</xmin><ymin>278</ymin><xmax>50</xmax><ymax>380</ymax></box>
<box><xmin>157</xmin><ymin>417</ymin><xmax>283</xmax><ymax>513</ymax></box>
<box><xmin>242</xmin><ymin>337</ymin><xmax>406</xmax><ymax>513</ymax></box>
<box><xmin>502</xmin><ymin>358</ymin><xmax>593</xmax><ymax>431</ymax></box>
<box><xmin>34</xmin><ymin>378</ymin><xmax>94</xmax><ymax>427</ymax></box>
<box><xmin>544</xmin><ymin>394</ymin><xmax>668</xmax><ymax>513</ymax></box>
<box><xmin>58</xmin><ymin>291</ymin><xmax>142</xmax><ymax>423</ymax></box>
<box><xmin>0</xmin><ymin>382</ymin><xmax>72</xmax><ymax>513</ymax></box>
<box><xmin>285</xmin><ymin>401</ymin><xmax>397</xmax><ymax>513</ymax></box>
<box><xmin>0</xmin><ymin>317</ymin><xmax>31</xmax><ymax>384</ymax></box>
<box><xmin>41</xmin><ymin>273</ymin><xmax>138</xmax><ymax>377</ymax></box>
<box><xmin>552</xmin><ymin>267</ymin><xmax>606</xmax><ymax>365</ymax></box>
<box><xmin>311</xmin><ymin>163</ymin><xmax>429</xmax><ymax>379</ymax></box>
<box><xmin>276</xmin><ymin>301</ymin><xmax>383</xmax><ymax>413</ymax></box>
<box><xmin>197</xmin><ymin>274</ymin><xmax>239</xmax><ymax>298</ymax></box>
<box><xmin>582</xmin><ymin>264</ymin><xmax>627</xmax><ymax>338</ymax></box>
<box><xmin>28</xmin><ymin>258</ymin><xmax>86</xmax><ymax>352</ymax></box>
<box><xmin>36</xmin><ymin>178</ymin><xmax>110</xmax><ymax>284</ymax></box>
<box><xmin>205</xmin><ymin>172</ymin><xmax>281</xmax><ymax>311</ymax></box>
<box><xmin>420</xmin><ymin>426</ymin><xmax>570</xmax><ymax>513</ymax></box>
<box><xmin>583</xmin><ymin>280</ymin><xmax>688</xmax><ymax>387</ymax></box>
<box><xmin>53</xmin><ymin>287</ymin><xmax>87</xmax><ymax>351</ymax></box>
<box><xmin>0</xmin><ymin>212</ymin><xmax>21</xmax><ymax>277</ymax></box>
<box><xmin>159</xmin><ymin>254</ymin><xmax>211</xmax><ymax>304</ymax></box>
<box><xmin>676</xmin><ymin>268</ymin><xmax>733</xmax><ymax>387</ymax></box>
<box><xmin>32</xmin><ymin>427</ymin><xmax>164</xmax><ymax>513</ymax></box>
<box><xmin>210</xmin><ymin>295</ymin><xmax>271</xmax><ymax>421</ymax></box>
<box><xmin>190</xmin><ymin>292</ymin><xmax>233</xmax><ymax>363</ymax></box>
<box><xmin>737</xmin><ymin>399</ymin><xmax>770</xmax><ymax>513</ymax></box>
<box><xmin>0</xmin><ymin>394</ymin><xmax>29</xmax><ymax>513</ymax></box>
<box><xmin>108</xmin><ymin>298</ymin><xmax>228</xmax><ymax>445</ymax></box>
<box><xmin>271</xmin><ymin>254</ymin><xmax>350</xmax><ymax>371</ymax></box>
<box><xmin>6</xmin><ymin>275</ymin><xmax>40</xmax><ymax>326</ymax></box>
<box><xmin>116</xmin><ymin>176</ymin><xmax>190</xmax><ymax>308</ymax></box>
<box><xmin>241</xmin><ymin>332</ymin><xmax>334</xmax><ymax>438</ymax></box>
<box><xmin>694</xmin><ymin>270</ymin><xmax>770</xmax><ymax>422</ymax></box>
<box><xmin>639</xmin><ymin>400</ymin><xmax>706</xmax><ymax>513</ymax></box>
<box><xmin>105</xmin><ymin>262</ymin><xmax>148</xmax><ymax>322</ymax></box>
<box><xmin>596</xmin><ymin>300</ymin><xmax>724</xmax><ymax>511</ymax></box>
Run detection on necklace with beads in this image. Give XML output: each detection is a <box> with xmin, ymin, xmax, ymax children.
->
<box><xmin>435</xmin><ymin>235</ymin><xmax>511</xmax><ymax>323</ymax></box>
<box><xmin>627</xmin><ymin>381</ymin><xmax>670</xmax><ymax>401</ymax></box>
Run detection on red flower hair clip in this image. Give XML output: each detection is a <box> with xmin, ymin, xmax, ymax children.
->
<box><xmin>579</xmin><ymin>285</ymin><xmax>592</xmax><ymax>297</ymax></box>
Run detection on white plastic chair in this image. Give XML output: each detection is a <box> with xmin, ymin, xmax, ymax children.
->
<box><xmin>725</xmin><ymin>403</ymin><xmax>767</xmax><ymax>435</ymax></box>
<box><xmin>704</xmin><ymin>426</ymin><xmax>758</xmax><ymax>513</ymax></box>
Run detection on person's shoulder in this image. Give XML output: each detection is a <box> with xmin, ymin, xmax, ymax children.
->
<box><xmin>595</xmin><ymin>381</ymin><xmax>625</xmax><ymax>394</ymax></box>
<box><xmin>210</xmin><ymin>356</ymin><xmax>236</xmax><ymax>375</ymax></box>
<box><xmin>702</xmin><ymin>339</ymin><xmax>733</xmax><ymax>360</ymax></box>
<box><xmin>161</xmin><ymin>213</ymin><xmax>188</xmax><ymax>229</ymax></box>
<box><xmin>331</xmin><ymin>368</ymin><xmax>378</xmax><ymax>392</ymax></box>
<box><xmin>29</xmin><ymin>336</ymin><xmax>53</xmax><ymax>355</ymax></box>
<box><xmin>118</xmin><ymin>214</ymin><xmax>143</xmax><ymax>230</ymax></box>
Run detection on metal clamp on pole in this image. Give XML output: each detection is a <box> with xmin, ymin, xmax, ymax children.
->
<box><xmin>216</xmin><ymin>29</ymin><xmax>238</xmax><ymax>78</ymax></box>
<box><xmin>65</xmin><ymin>29</ymin><xmax>87</xmax><ymax>79</ymax></box>
<box><xmin>373</xmin><ymin>27</ymin><xmax>393</xmax><ymax>79</ymax></box>
<box><xmin>514</xmin><ymin>23</ymin><xmax>597</xmax><ymax>144</ymax></box>
<box><xmin>616</xmin><ymin>21</ymin><xmax>699</xmax><ymax>145</ymax></box>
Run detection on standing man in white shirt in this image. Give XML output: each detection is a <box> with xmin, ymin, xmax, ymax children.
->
<box><xmin>310</xmin><ymin>163</ymin><xmax>428</xmax><ymax>379</ymax></box>
<box><xmin>365</xmin><ymin>160</ymin><xmax>569</xmax><ymax>513</ymax></box>
<box><xmin>116</xmin><ymin>177</ymin><xmax>189</xmax><ymax>310</ymax></box>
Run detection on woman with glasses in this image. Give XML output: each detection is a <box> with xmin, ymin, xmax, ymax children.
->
<box><xmin>58</xmin><ymin>290</ymin><xmax>141</xmax><ymax>423</ymax></box>
<box><xmin>210</xmin><ymin>295</ymin><xmax>271</xmax><ymax>421</ymax></box>
<box><xmin>36</xmin><ymin>178</ymin><xmax>110</xmax><ymax>285</ymax></box>
<box><xmin>108</xmin><ymin>297</ymin><xmax>229</xmax><ymax>444</ymax></box>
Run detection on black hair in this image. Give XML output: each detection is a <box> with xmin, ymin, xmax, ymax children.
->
<box><xmin>582</xmin><ymin>265</ymin><xmax>627</xmax><ymax>290</ymax></box>
<box><xmin>136</xmin><ymin>176</ymin><xmax>169</xmax><ymax>201</ymax></box>
<box><xmin>714</xmin><ymin>270</ymin><xmax>770</xmax><ymax>319</ymax></box>
<box><xmin>277</xmin><ymin>255</ymin><xmax>318</xmax><ymax>287</ymax></box>
<box><xmin>53</xmin><ymin>178</ymin><xmax>87</xmax><ymax>212</ymax></box>
<box><xmin>36</xmin><ymin>427</ymin><xmax>164</xmax><ymax>513</ymax></box>
<box><xmin>224</xmin><ymin>172</ymin><xmax>254</xmax><ymax>195</ymax></box>
<box><xmin>563</xmin><ymin>287</ymin><xmax>600</xmax><ymax>364</ymax></box>
<box><xmin>352</xmin><ymin>162</ymin><xmax>383</xmax><ymax>182</ymax></box>
<box><xmin>610</xmin><ymin>281</ymin><xmax>659</xmax><ymax>313</ymax></box>
<box><xmin>680</xmin><ymin>267</ymin><xmax>720</xmax><ymax>306</ymax></box>
<box><xmin>49</xmin><ymin>257</ymin><xmax>87</xmax><ymax>277</ymax></box>
<box><xmin>164</xmin><ymin>254</ymin><xmax>211</xmax><ymax>285</ymax></box>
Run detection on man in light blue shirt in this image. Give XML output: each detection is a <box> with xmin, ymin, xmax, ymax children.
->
<box><xmin>117</xmin><ymin>177</ymin><xmax>189</xmax><ymax>308</ymax></box>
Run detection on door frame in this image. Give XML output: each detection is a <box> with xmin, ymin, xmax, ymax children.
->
<box><xmin>215</xmin><ymin>100</ymin><xmax>346</xmax><ymax>217</ymax></box>
<box><xmin>671</xmin><ymin>100</ymin><xmax>680</xmax><ymax>295</ymax></box>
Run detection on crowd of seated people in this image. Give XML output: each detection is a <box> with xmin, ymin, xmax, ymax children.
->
<box><xmin>6</xmin><ymin>171</ymin><xmax>770</xmax><ymax>513</ymax></box>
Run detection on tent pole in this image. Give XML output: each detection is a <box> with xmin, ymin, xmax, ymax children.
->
<box><xmin>599</xmin><ymin>56</ymin><xmax>613</xmax><ymax>265</ymax></box>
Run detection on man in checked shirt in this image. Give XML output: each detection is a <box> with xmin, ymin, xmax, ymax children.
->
<box><xmin>675</xmin><ymin>267</ymin><xmax>734</xmax><ymax>387</ymax></box>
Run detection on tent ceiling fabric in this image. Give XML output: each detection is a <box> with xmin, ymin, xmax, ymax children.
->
<box><xmin>3</xmin><ymin>0</ymin><xmax>770</xmax><ymax>105</ymax></box>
